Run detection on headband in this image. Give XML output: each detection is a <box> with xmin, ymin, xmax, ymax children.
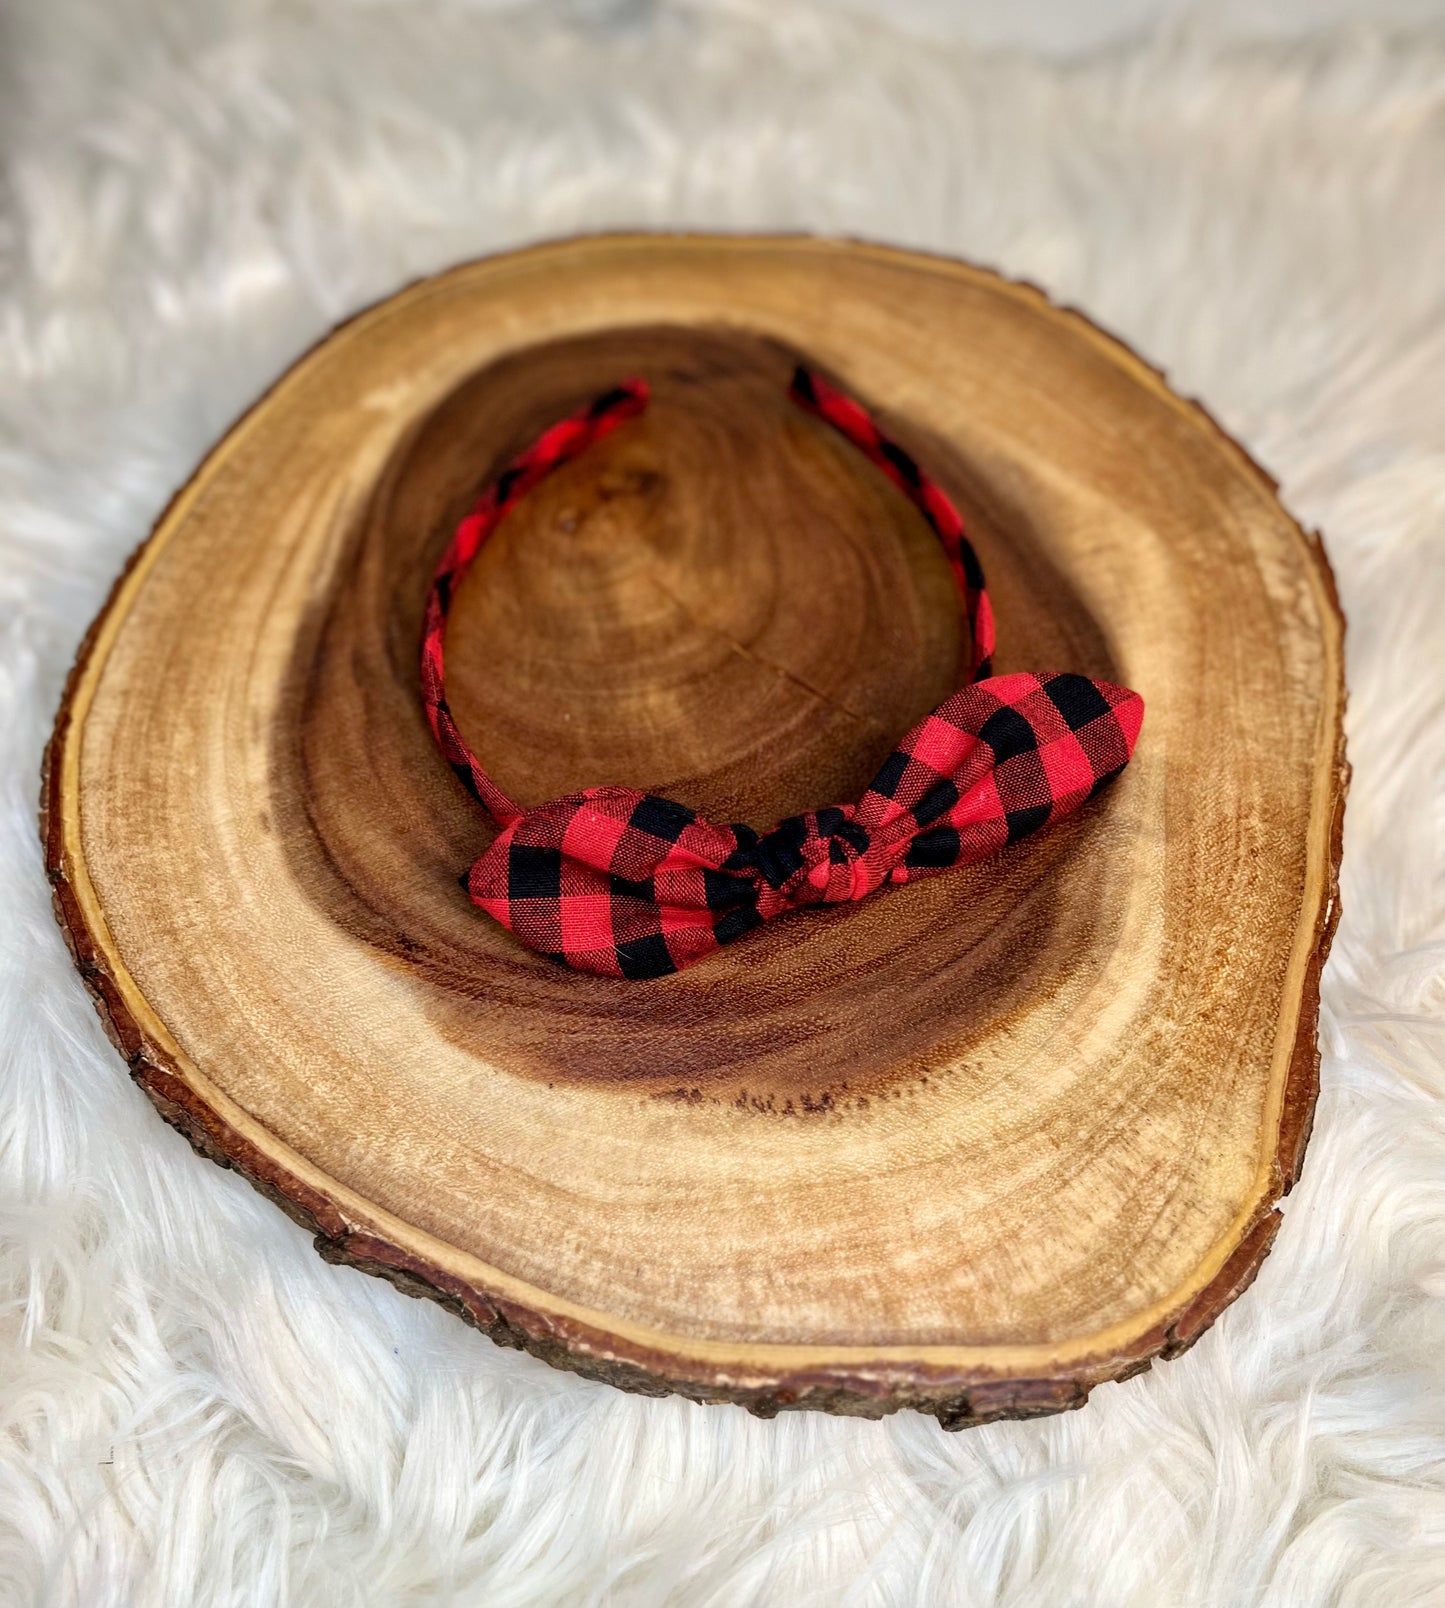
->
<box><xmin>421</xmin><ymin>367</ymin><xmax>1143</xmax><ymax>979</ymax></box>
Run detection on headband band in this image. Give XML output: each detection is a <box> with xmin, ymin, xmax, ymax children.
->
<box><xmin>422</xmin><ymin>367</ymin><xmax>1143</xmax><ymax>979</ymax></box>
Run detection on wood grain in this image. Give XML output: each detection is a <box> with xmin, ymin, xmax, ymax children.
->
<box><xmin>42</xmin><ymin>235</ymin><xmax>1347</xmax><ymax>1425</ymax></box>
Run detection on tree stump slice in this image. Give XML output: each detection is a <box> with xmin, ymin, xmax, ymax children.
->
<box><xmin>43</xmin><ymin>235</ymin><xmax>1347</xmax><ymax>1426</ymax></box>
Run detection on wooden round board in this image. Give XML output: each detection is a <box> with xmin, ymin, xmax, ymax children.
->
<box><xmin>43</xmin><ymin>235</ymin><xmax>1347</xmax><ymax>1427</ymax></box>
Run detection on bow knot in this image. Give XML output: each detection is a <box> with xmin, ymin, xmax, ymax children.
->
<box><xmin>464</xmin><ymin>671</ymin><xmax>1144</xmax><ymax>978</ymax></box>
<box><xmin>734</xmin><ymin>810</ymin><xmax>883</xmax><ymax>910</ymax></box>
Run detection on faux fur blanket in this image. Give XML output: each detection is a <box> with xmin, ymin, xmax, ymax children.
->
<box><xmin>2</xmin><ymin>2</ymin><xmax>1443</xmax><ymax>1604</ymax></box>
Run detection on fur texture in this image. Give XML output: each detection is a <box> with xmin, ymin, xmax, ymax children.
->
<box><xmin>2</xmin><ymin>2</ymin><xmax>1444</xmax><ymax>1604</ymax></box>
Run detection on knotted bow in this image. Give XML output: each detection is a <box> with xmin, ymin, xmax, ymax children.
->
<box><xmin>466</xmin><ymin>670</ymin><xmax>1141</xmax><ymax>977</ymax></box>
<box><xmin>422</xmin><ymin>367</ymin><xmax>1144</xmax><ymax>979</ymax></box>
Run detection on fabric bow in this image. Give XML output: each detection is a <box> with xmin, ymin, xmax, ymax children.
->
<box><xmin>466</xmin><ymin>671</ymin><xmax>1142</xmax><ymax>978</ymax></box>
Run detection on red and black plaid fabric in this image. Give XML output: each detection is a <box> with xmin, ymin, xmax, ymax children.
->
<box><xmin>421</xmin><ymin>381</ymin><xmax>648</xmax><ymax>827</ymax></box>
<box><xmin>422</xmin><ymin>367</ymin><xmax>1144</xmax><ymax>979</ymax></box>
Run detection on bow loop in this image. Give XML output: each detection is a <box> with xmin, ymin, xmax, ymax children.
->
<box><xmin>467</xmin><ymin>786</ymin><xmax>762</xmax><ymax>979</ymax></box>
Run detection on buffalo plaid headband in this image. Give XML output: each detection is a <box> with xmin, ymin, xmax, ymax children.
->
<box><xmin>421</xmin><ymin>366</ymin><xmax>1144</xmax><ymax>980</ymax></box>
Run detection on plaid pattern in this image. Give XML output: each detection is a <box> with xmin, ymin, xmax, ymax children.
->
<box><xmin>789</xmin><ymin>366</ymin><xmax>995</xmax><ymax>680</ymax></box>
<box><xmin>423</xmin><ymin>367</ymin><xmax>1144</xmax><ymax>979</ymax></box>
<box><xmin>420</xmin><ymin>382</ymin><xmax>649</xmax><ymax>827</ymax></box>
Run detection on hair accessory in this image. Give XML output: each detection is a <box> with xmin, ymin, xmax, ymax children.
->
<box><xmin>421</xmin><ymin>367</ymin><xmax>1143</xmax><ymax>979</ymax></box>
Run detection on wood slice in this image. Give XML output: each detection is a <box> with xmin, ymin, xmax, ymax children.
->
<box><xmin>43</xmin><ymin>235</ymin><xmax>1347</xmax><ymax>1427</ymax></box>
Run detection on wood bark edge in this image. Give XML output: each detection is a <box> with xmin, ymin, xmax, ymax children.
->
<box><xmin>38</xmin><ymin>238</ymin><xmax>1350</xmax><ymax>1427</ymax></box>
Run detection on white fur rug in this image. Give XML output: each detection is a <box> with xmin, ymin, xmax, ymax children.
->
<box><xmin>3</xmin><ymin>2</ymin><xmax>1444</xmax><ymax>1604</ymax></box>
